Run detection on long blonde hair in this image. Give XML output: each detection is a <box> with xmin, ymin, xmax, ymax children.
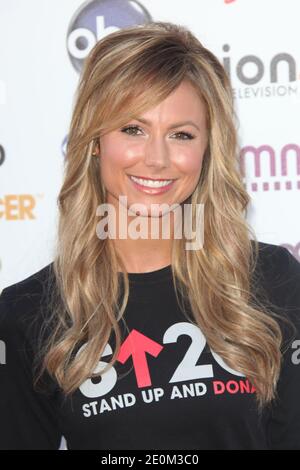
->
<box><xmin>35</xmin><ymin>21</ymin><xmax>288</xmax><ymax>408</ymax></box>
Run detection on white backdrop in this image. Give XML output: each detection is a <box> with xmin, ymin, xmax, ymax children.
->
<box><xmin>0</xmin><ymin>0</ymin><xmax>299</xmax><ymax>291</ymax></box>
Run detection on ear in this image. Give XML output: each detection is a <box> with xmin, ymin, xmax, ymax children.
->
<box><xmin>92</xmin><ymin>138</ymin><xmax>100</xmax><ymax>156</ymax></box>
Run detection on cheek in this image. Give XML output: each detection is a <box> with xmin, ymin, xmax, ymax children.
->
<box><xmin>100</xmin><ymin>135</ymin><xmax>141</xmax><ymax>171</ymax></box>
<box><xmin>174</xmin><ymin>150</ymin><xmax>204</xmax><ymax>175</ymax></box>
<box><xmin>102</xmin><ymin>149</ymin><xmax>128</xmax><ymax>171</ymax></box>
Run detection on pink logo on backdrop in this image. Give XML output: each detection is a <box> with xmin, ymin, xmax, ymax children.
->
<box><xmin>240</xmin><ymin>143</ymin><xmax>300</xmax><ymax>192</ymax></box>
<box><xmin>280</xmin><ymin>243</ymin><xmax>300</xmax><ymax>263</ymax></box>
<box><xmin>225</xmin><ymin>0</ymin><xmax>236</xmax><ymax>3</ymax></box>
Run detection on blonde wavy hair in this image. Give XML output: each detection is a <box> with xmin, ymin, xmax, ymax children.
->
<box><xmin>35</xmin><ymin>21</ymin><xmax>287</xmax><ymax>408</ymax></box>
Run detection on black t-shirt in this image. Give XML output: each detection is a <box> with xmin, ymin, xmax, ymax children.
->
<box><xmin>0</xmin><ymin>241</ymin><xmax>300</xmax><ymax>450</ymax></box>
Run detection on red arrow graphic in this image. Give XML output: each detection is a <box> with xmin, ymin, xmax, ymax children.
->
<box><xmin>117</xmin><ymin>329</ymin><xmax>163</xmax><ymax>388</ymax></box>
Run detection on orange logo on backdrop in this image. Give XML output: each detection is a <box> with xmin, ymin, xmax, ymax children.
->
<box><xmin>0</xmin><ymin>195</ymin><xmax>36</xmax><ymax>220</ymax></box>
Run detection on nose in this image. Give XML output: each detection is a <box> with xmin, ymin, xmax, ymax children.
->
<box><xmin>143</xmin><ymin>134</ymin><xmax>171</xmax><ymax>169</ymax></box>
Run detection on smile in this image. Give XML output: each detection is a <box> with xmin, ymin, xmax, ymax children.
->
<box><xmin>130</xmin><ymin>175</ymin><xmax>173</xmax><ymax>187</ymax></box>
<box><xmin>128</xmin><ymin>175</ymin><xmax>176</xmax><ymax>194</ymax></box>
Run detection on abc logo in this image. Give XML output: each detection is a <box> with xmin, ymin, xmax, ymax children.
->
<box><xmin>67</xmin><ymin>0</ymin><xmax>152</xmax><ymax>72</ymax></box>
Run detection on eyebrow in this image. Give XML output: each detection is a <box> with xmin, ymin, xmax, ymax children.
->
<box><xmin>133</xmin><ymin>116</ymin><xmax>200</xmax><ymax>131</ymax></box>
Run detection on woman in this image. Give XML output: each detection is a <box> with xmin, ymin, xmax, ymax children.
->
<box><xmin>0</xmin><ymin>21</ymin><xmax>299</xmax><ymax>450</ymax></box>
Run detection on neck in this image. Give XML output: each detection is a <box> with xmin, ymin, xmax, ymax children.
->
<box><xmin>109</xmin><ymin>209</ymin><xmax>174</xmax><ymax>273</ymax></box>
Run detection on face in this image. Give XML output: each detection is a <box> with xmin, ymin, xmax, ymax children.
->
<box><xmin>97</xmin><ymin>79</ymin><xmax>208</xmax><ymax>217</ymax></box>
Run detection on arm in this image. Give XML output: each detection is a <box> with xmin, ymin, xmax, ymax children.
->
<box><xmin>266</xmin><ymin>247</ymin><xmax>300</xmax><ymax>449</ymax></box>
<box><xmin>0</xmin><ymin>287</ymin><xmax>63</xmax><ymax>450</ymax></box>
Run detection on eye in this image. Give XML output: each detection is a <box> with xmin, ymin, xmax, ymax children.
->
<box><xmin>121</xmin><ymin>125</ymin><xmax>143</xmax><ymax>136</ymax></box>
<box><xmin>173</xmin><ymin>132</ymin><xmax>195</xmax><ymax>140</ymax></box>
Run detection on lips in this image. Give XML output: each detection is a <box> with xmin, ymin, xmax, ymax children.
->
<box><xmin>129</xmin><ymin>175</ymin><xmax>176</xmax><ymax>181</ymax></box>
<box><xmin>130</xmin><ymin>175</ymin><xmax>173</xmax><ymax>187</ymax></box>
<box><xmin>127</xmin><ymin>174</ymin><xmax>176</xmax><ymax>195</ymax></box>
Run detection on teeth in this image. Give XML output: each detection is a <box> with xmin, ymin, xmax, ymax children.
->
<box><xmin>130</xmin><ymin>175</ymin><xmax>173</xmax><ymax>188</ymax></box>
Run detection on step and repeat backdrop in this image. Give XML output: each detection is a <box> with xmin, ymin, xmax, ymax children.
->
<box><xmin>0</xmin><ymin>0</ymin><xmax>299</xmax><ymax>290</ymax></box>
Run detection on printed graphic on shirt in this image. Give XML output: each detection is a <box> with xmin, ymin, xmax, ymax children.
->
<box><xmin>77</xmin><ymin>322</ymin><xmax>256</xmax><ymax>418</ymax></box>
